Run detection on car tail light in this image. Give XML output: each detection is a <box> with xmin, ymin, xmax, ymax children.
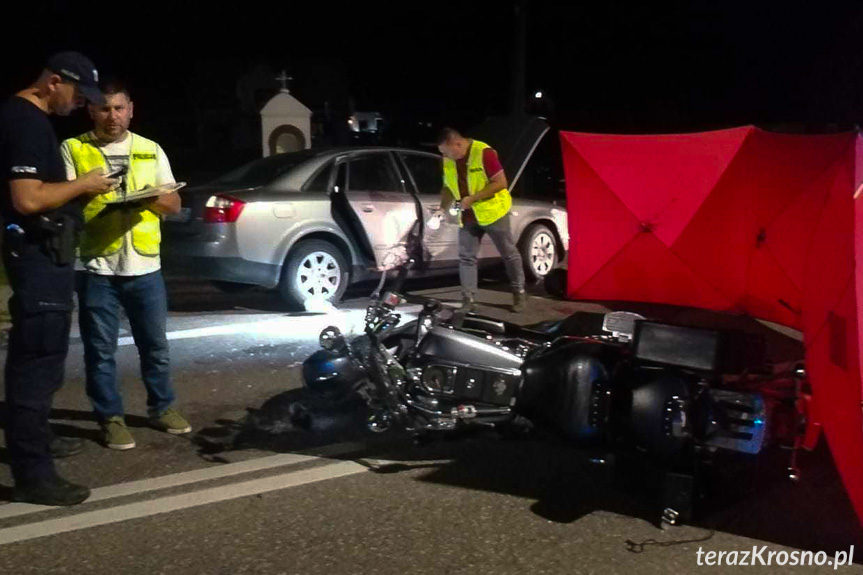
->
<box><xmin>204</xmin><ymin>195</ymin><xmax>246</xmax><ymax>223</ymax></box>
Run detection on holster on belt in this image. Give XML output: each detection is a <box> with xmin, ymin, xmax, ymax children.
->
<box><xmin>34</xmin><ymin>214</ymin><xmax>79</xmax><ymax>266</ymax></box>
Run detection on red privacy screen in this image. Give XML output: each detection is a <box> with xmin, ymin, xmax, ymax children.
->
<box><xmin>562</xmin><ymin>127</ymin><xmax>863</xmax><ymax>524</ymax></box>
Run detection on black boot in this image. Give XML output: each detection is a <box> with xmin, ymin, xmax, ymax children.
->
<box><xmin>11</xmin><ymin>475</ymin><xmax>91</xmax><ymax>506</ymax></box>
<box><xmin>512</xmin><ymin>290</ymin><xmax>527</xmax><ymax>313</ymax></box>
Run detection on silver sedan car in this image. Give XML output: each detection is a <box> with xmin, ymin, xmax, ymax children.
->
<box><xmin>163</xmin><ymin>118</ymin><xmax>569</xmax><ymax>307</ymax></box>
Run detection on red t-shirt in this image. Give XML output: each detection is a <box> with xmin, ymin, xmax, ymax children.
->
<box><xmin>455</xmin><ymin>142</ymin><xmax>504</xmax><ymax>225</ymax></box>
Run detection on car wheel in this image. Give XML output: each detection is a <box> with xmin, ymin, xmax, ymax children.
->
<box><xmin>520</xmin><ymin>224</ymin><xmax>557</xmax><ymax>281</ymax></box>
<box><xmin>278</xmin><ymin>239</ymin><xmax>349</xmax><ymax>309</ymax></box>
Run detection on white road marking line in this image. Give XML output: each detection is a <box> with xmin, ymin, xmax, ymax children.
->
<box><xmin>0</xmin><ymin>441</ymin><xmax>368</xmax><ymax>521</ymax></box>
<box><xmin>0</xmin><ymin>460</ymin><xmax>367</xmax><ymax>546</ymax></box>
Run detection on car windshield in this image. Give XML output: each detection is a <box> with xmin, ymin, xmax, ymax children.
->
<box><xmin>211</xmin><ymin>151</ymin><xmax>321</xmax><ymax>187</ymax></box>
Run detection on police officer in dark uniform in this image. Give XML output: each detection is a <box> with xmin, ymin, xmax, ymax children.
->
<box><xmin>0</xmin><ymin>52</ymin><xmax>117</xmax><ymax>506</ymax></box>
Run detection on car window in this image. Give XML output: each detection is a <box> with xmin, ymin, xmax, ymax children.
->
<box><xmin>303</xmin><ymin>162</ymin><xmax>333</xmax><ymax>193</ymax></box>
<box><xmin>211</xmin><ymin>151</ymin><xmax>320</xmax><ymax>187</ymax></box>
<box><xmin>347</xmin><ymin>154</ymin><xmax>401</xmax><ymax>192</ymax></box>
<box><xmin>400</xmin><ymin>153</ymin><xmax>442</xmax><ymax>195</ymax></box>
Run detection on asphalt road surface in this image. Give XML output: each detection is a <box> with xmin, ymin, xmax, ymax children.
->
<box><xmin>0</xmin><ymin>275</ymin><xmax>861</xmax><ymax>574</ymax></box>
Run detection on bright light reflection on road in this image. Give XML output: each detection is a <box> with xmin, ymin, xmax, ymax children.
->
<box><xmin>113</xmin><ymin>305</ymin><xmax>422</xmax><ymax>347</ymax></box>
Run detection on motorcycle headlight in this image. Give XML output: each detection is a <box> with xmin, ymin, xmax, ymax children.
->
<box><xmin>319</xmin><ymin>326</ymin><xmax>346</xmax><ymax>351</ymax></box>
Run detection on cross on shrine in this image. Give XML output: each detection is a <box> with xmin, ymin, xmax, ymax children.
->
<box><xmin>276</xmin><ymin>70</ymin><xmax>293</xmax><ymax>93</ymax></box>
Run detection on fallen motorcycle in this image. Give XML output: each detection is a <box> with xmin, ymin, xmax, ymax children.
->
<box><xmin>302</xmin><ymin>259</ymin><xmax>815</xmax><ymax>527</ymax></box>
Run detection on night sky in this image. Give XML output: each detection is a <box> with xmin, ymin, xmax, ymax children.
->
<box><xmin>2</xmin><ymin>1</ymin><xmax>862</xmax><ymax>174</ymax></box>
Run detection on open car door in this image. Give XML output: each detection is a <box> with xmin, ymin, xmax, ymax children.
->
<box><xmin>331</xmin><ymin>151</ymin><xmax>423</xmax><ymax>271</ymax></box>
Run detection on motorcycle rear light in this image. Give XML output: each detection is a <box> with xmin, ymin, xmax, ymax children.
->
<box><xmin>204</xmin><ymin>195</ymin><xmax>246</xmax><ymax>223</ymax></box>
<box><xmin>451</xmin><ymin>405</ymin><xmax>478</xmax><ymax>419</ymax></box>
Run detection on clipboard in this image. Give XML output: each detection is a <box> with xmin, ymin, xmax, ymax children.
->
<box><xmin>103</xmin><ymin>182</ymin><xmax>187</xmax><ymax>204</ymax></box>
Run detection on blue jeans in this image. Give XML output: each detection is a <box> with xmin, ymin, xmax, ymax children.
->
<box><xmin>76</xmin><ymin>270</ymin><xmax>174</xmax><ymax>420</ymax></box>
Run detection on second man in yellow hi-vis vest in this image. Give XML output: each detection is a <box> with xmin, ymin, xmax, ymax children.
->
<box><xmin>60</xmin><ymin>79</ymin><xmax>190</xmax><ymax>451</ymax></box>
<box><xmin>436</xmin><ymin>128</ymin><xmax>526</xmax><ymax>313</ymax></box>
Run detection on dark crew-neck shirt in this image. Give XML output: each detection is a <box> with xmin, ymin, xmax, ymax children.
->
<box><xmin>0</xmin><ymin>96</ymin><xmax>82</xmax><ymax>228</ymax></box>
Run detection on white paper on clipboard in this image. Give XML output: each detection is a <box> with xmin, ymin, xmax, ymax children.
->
<box><xmin>103</xmin><ymin>182</ymin><xmax>187</xmax><ymax>204</ymax></box>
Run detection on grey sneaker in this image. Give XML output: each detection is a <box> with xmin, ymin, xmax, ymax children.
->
<box><xmin>101</xmin><ymin>417</ymin><xmax>136</xmax><ymax>450</ymax></box>
<box><xmin>512</xmin><ymin>290</ymin><xmax>527</xmax><ymax>313</ymax></box>
<box><xmin>150</xmin><ymin>407</ymin><xmax>192</xmax><ymax>435</ymax></box>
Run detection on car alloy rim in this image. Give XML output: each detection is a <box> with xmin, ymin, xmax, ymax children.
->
<box><xmin>296</xmin><ymin>251</ymin><xmax>342</xmax><ymax>299</ymax></box>
<box><xmin>530</xmin><ymin>232</ymin><xmax>555</xmax><ymax>276</ymax></box>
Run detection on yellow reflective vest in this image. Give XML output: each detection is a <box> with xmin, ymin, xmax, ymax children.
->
<box><xmin>442</xmin><ymin>139</ymin><xmax>511</xmax><ymax>226</ymax></box>
<box><xmin>64</xmin><ymin>132</ymin><xmax>161</xmax><ymax>257</ymax></box>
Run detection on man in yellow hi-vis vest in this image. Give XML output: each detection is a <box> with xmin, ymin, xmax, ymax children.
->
<box><xmin>60</xmin><ymin>80</ymin><xmax>190</xmax><ymax>451</ymax></box>
<box><xmin>436</xmin><ymin>128</ymin><xmax>526</xmax><ymax>313</ymax></box>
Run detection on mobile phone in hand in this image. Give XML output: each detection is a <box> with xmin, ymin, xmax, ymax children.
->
<box><xmin>106</xmin><ymin>166</ymin><xmax>128</xmax><ymax>179</ymax></box>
